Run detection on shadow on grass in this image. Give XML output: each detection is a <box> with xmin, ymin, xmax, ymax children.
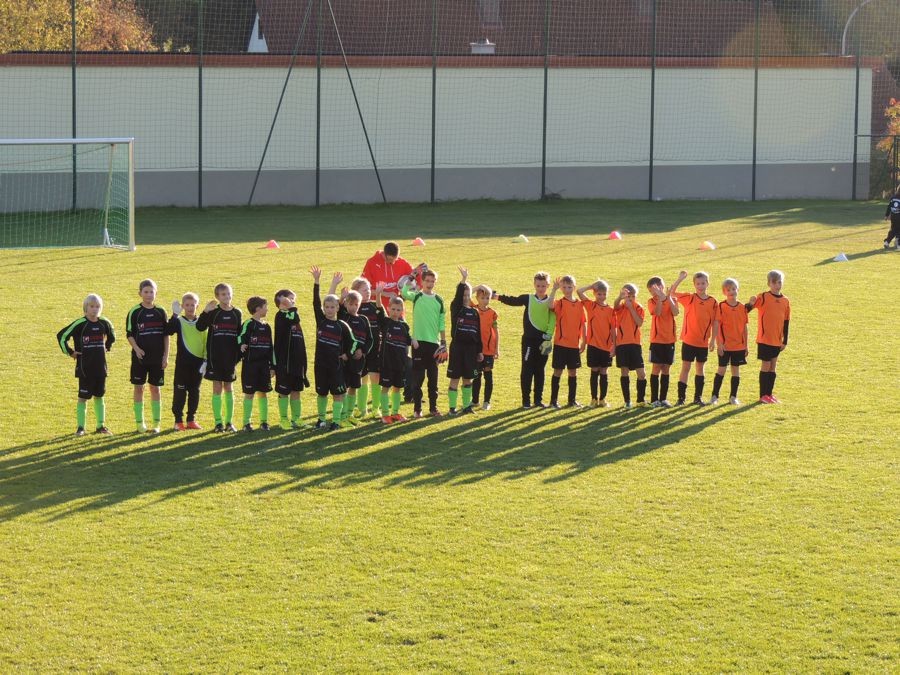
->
<box><xmin>0</xmin><ymin>403</ymin><xmax>750</xmax><ymax>522</ymax></box>
<box><xmin>813</xmin><ymin>248</ymin><xmax>889</xmax><ymax>265</ymax></box>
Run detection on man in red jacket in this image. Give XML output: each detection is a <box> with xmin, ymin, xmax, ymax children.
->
<box><xmin>362</xmin><ymin>242</ymin><xmax>423</xmax><ymax>310</ymax></box>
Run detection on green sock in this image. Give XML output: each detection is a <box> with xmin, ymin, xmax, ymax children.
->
<box><xmin>77</xmin><ymin>400</ymin><xmax>87</xmax><ymax>428</ymax></box>
<box><xmin>93</xmin><ymin>397</ymin><xmax>105</xmax><ymax>427</ymax></box>
<box><xmin>151</xmin><ymin>399</ymin><xmax>161</xmax><ymax>425</ymax></box>
<box><xmin>372</xmin><ymin>385</ymin><xmax>381</xmax><ymax>410</ymax></box>
<box><xmin>345</xmin><ymin>391</ymin><xmax>357</xmax><ymax>419</ymax></box>
<box><xmin>259</xmin><ymin>396</ymin><xmax>268</xmax><ymax>423</ymax></box>
<box><xmin>279</xmin><ymin>396</ymin><xmax>290</xmax><ymax>427</ymax></box>
<box><xmin>332</xmin><ymin>399</ymin><xmax>344</xmax><ymax>423</ymax></box>
<box><xmin>357</xmin><ymin>383</ymin><xmax>368</xmax><ymax>413</ymax></box>
<box><xmin>448</xmin><ymin>388</ymin><xmax>458</xmax><ymax>410</ymax></box>
<box><xmin>391</xmin><ymin>390</ymin><xmax>401</xmax><ymax>415</ymax></box>
<box><xmin>243</xmin><ymin>397</ymin><xmax>253</xmax><ymax>425</ymax></box>
<box><xmin>462</xmin><ymin>385</ymin><xmax>472</xmax><ymax>409</ymax></box>
<box><xmin>211</xmin><ymin>394</ymin><xmax>223</xmax><ymax>425</ymax></box>
<box><xmin>224</xmin><ymin>391</ymin><xmax>234</xmax><ymax>424</ymax></box>
<box><xmin>381</xmin><ymin>390</ymin><xmax>390</xmax><ymax>416</ymax></box>
<box><xmin>317</xmin><ymin>396</ymin><xmax>328</xmax><ymax>421</ymax></box>
<box><xmin>290</xmin><ymin>397</ymin><xmax>301</xmax><ymax>422</ymax></box>
<box><xmin>133</xmin><ymin>402</ymin><xmax>144</xmax><ymax>428</ymax></box>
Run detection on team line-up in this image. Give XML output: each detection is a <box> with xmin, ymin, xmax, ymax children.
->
<box><xmin>56</xmin><ymin>244</ymin><xmax>792</xmax><ymax>436</ymax></box>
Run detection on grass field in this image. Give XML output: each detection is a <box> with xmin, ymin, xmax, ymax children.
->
<box><xmin>1</xmin><ymin>199</ymin><xmax>897</xmax><ymax>671</ymax></box>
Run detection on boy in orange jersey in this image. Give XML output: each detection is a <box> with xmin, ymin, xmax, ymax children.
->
<box><xmin>646</xmin><ymin>275</ymin><xmax>680</xmax><ymax>408</ymax></box>
<box><xmin>548</xmin><ymin>275</ymin><xmax>587</xmax><ymax>408</ymax></box>
<box><xmin>470</xmin><ymin>284</ymin><xmax>499</xmax><ymax>410</ymax></box>
<box><xmin>710</xmin><ymin>278</ymin><xmax>748</xmax><ymax>405</ymax></box>
<box><xmin>612</xmin><ymin>283</ymin><xmax>647</xmax><ymax>408</ymax></box>
<box><xmin>746</xmin><ymin>270</ymin><xmax>791</xmax><ymax>404</ymax></box>
<box><xmin>577</xmin><ymin>280</ymin><xmax>615</xmax><ymax>408</ymax></box>
<box><xmin>669</xmin><ymin>270</ymin><xmax>718</xmax><ymax>406</ymax></box>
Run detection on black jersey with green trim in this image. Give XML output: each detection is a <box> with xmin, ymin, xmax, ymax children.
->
<box><xmin>339</xmin><ymin>309</ymin><xmax>375</xmax><ymax>355</ymax></box>
<box><xmin>380</xmin><ymin>317</ymin><xmax>411</xmax><ymax>370</ymax></box>
<box><xmin>239</xmin><ymin>318</ymin><xmax>275</xmax><ymax>367</ymax></box>
<box><xmin>450</xmin><ymin>282</ymin><xmax>483</xmax><ymax>346</ymax></box>
<box><xmin>57</xmin><ymin>316</ymin><xmax>115</xmax><ymax>378</ymax></box>
<box><xmin>313</xmin><ymin>284</ymin><xmax>355</xmax><ymax>365</ymax></box>
<box><xmin>274</xmin><ymin>308</ymin><xmax>307</xmax><ymax>376</ymax></box>
<box><xmin>125</xmin><ymin>304</ymin><xmax>167</xmax><ymax>363</ymax></box>
<box><xmin>357</xmin><ymin>301</ymin><xmax>383</xmax><ymax>346</ymax></box>
<box><xmin>197</xmin><ymin>305</ymin><xmax>242</xmax><ymax>368</ymax></box>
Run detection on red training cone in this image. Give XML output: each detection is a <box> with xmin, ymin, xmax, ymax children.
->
<box><xmin>699</xmin><ymin>240</ymin><xmax>716</xmax><ymax>251</ymax></box>
<box><xmin>607</xmin><ymin>230</ymin><xmax>622</xmax><ymax>240</ymax></box>
<box><xmin>413</xmin><ymin>237</ymin><xmax>426</xmax><ymax>246</ymax></box>
<box><xmin>264</xmin><ymin>240</ymin><xmax>280</xmax><ymax>249</ymax></box>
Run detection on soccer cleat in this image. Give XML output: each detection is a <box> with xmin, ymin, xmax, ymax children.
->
<box><xmin>75</xmin><ymin>427</ymin><xmax>86</xmax><ymax>436</ymax></box>
<box><xmin>567</xmin><ymin>401</ymin><xmax>583</xmax><ymax>409</ymax></box>
<box><xmin>549</xmin><ymin>402</ymin><xmax>562</xmax><ymax>410</ymax></box>
<box><xmin>769</xmin><ymin>395</ymin><xmax>781</xmax><ymax>403</ymax></box>
<box><xmin>314</xmin><ymin>419</ymin><xmax>328</xmax><ymax>429</ymax></box>
<box><xmin>213</xmin><ymin>423</ymin><xmax>225</xmax><ymax>433</ymax></box>
<box><xmin>885</xmin><ymin>240</ymin><xmax>892</xmax><ymax>250</ymax></box>
<box><xmin>328</xmin><ymin>422</ymin><xmax>341</xmax><ymax>432</ymax></box>
<box><xmin>243</xmin><ymin>423</ymin><xmax>254</xmax><ymax>432</ymax></box>
<box><xmin>461</xmin><ymin>406</ymin><xmax>476</xmax><ymax>415</ymax></box>
<box><xmin>337</xmin><ymin>418</ymin><xmax>356</xmax><ymax>429</ymax></box>
<box><xmin>534</xmin><ymin>401</ymin><xmax>547</xmax><ymax>408</ymax></box>
<box><xmin>352</xmin><ymin>408</ymin><xmax>364</xmax><ymax>419</ymax></box>
<box><xmin>448</xmin><ymin>408</ymin><xmax>458</xmax><ymax>416</ymax></box>
<box><xmin>650</xmin><ymin>400</ymin><xmax>661</xmax><ymax>408</ymax></box>
<box><xmin>225</xmin><ymin>423</ymin><xmax>238</xmax><ymax>433</ymax></box>
<box><xmin>597</xmin><ymin>399</ymin><xmax>610</xmax><ymax>408</ymax></box>
<box><xmin>729</xmin><ymin>396</ymin><xmax>741</xmax><ymax>406</ymax></box>
<box><xmin>135</xmin><ymin>424</ymin><xmax>146</xmax><ymax>433</ymax></box>
<box><xmin>413</xmin><ymin>410</ymin><xmax>423</xmax><ymax>419</ymax></box>
<box><xmin>709</xmin><ymin>396</ymin><xmax>719</xmax><ymax>405</ymax></box>
<box><xmin>675</xmin><ymin>399</ymin><xmax>686</xmax><ymax>406</ymax></box>
<box><xmin>481</xmin><ymin>402</ymin><xmax>491</xmax><ymax>411</ymax></box>
<box><xmin>623</xmin><ymin>402</ymin><xmax>633</xmax><ymax>409</ymax></box>
<box><xmin>186</xmin><ymin>421</ymin><xmax>202</xmax><ymax>430</ymax></box>
<box><xmin>291</xmin><ymin>420</ymin><xmax>311</xmax><ymax>430</ymax></box>
<box><xmin>693</xmin><ymin>399</ymin><xmax>707</xmax><ymax>407</ymax></box>
<box><xmin>636</xmin><ymin>401</ymin><xmax>650</xmax><ymax>408</ymax></box>
<box><xmin>260</xmin><ymin>422</ymin><xmax>270</xmax><ymax>431</ymax></box>
<box><xmin>759</xmin><ymin>395</ymin><xmax>775</xmax><ymax>404</ymax></box>
<box><xmin>95</xmin><ymin>426</ymin><xmax>112</xmax><ymax>435</ymax></box>
<box><xmin>658</xmin><ymin>400</ymin><xmax>673</xmax><ymax>408</ymax></box>
<box><xmin>147</xmin><ymin>426</ymin><xmax>161</xmax><ymax>434</ymax></box>
<box><xmin>392</xmin><ymin>414</ymin><xmax>408</xmax><ymax>423</ymax></box>
<box><xmin>381</xmin><ymin>415</ymin><xmax>395</xmax><ymax>425</ymax></box>
<box><xmin>522</xmin><ymin>402</ymin><xmax>532</xmax><ymax>410</ymax></box>
<box><xmin>174</xmin><ymin>422</ymin><xmax>186</xmax><ymax>431</ymax></box>
<box><xmin>429</xmin><ymin>409</ymin><xmax>443</xmax><ymax>418</ymax></box>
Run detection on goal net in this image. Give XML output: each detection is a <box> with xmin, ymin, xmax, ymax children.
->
<box><xmin>0</xmin><ymin>138</ymin><xmax>134</xmax><ymax>250</ymax></box>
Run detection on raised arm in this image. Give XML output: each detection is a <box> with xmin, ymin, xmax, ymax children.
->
<box><xmin>668</xmin><ymin>270</ymin><xmax>689</xmax><ymax>296</ymax></box>
<box><xmin>548</xmin><ymin>277</ymin><xmax>561</xmax><ymax>309</ymax></box>
<box><xmin>496</xmin><ymin>293</ymin><xmax>527</xmax><ymax>307</ymax></box>
<box><xmin>576</xmin><ymin>284</ymin><xmax>594</xmax><ymax>302</ymax></box>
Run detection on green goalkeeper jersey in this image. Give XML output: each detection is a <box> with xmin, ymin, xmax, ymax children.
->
<box><xmin>400</xmin><ymin>285</ymin><xmax>446</xmax><ymax>344</ymax></box>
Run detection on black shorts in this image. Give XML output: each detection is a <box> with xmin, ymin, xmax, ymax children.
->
<box><xmin>649</xmin><ymin>342</ymin><xmax>676</xmax><ymax>365</ymax></box>
<box><xmin>204</xmin><ymin>360</ymin><xmax>237</xmax><ymax>383</ymax></box>
<box><xmin>130</xmin><ymin>357</ymin><xmax>164</xmax><ymax>386</ymax></box>
<box><xmin>757</xmin><ymin>343</ymin><xmax>782</xmax><ymax>362</ymax></box>
<box><xmin>274</xmin><ymin>370</ymin><xmax>307</xmax><ymax>395</ymax></box>
<box><xmin>586</xmin><ymin>345</ymin><xmax>612</xmax><ymax>369</ymax></box>
<box><xmin>315</xmin><ymin>360</ymin><xmax>346</xmax><ymax>396</ymax></box>
<box><xmin>241</xmin><ymin>361</ymin><xmax>272</xmax><ymax>394</ymax></box>
<box><xmin>681</xmin><ymin>344</ymin><xmax>709</xmax><ymax>363</ymax></box>
<box><xmin>718</xmin><ymin>350</ymin><xmax>748</xmax><ymax>367</ymax></box>
<box><xmin>78</xmin><ymin>375</ymin><xmax>106</xmax><ymax>399</ymax></box>
<box><xmin>615</xmin><ymin>343</ymin><xmax>644</xmax><ymax>370</ymax></box>
<box><xmin>344</xmin><ymin>356</ymin><xmax>366</xmax><ymax>389</ymax></box>
<box><xmin>551</xmin><ymin>345</ymin><xmax>581</xmax><ymax>370</ymax></box>
<box><xmin>380</xmin><ymin>366</ymin><xmax>406</xmax><ymax>390</ymax></box>
<box><xmin>478</xmin><ymin>355</ymin><xmax>496</xmax><ymax>373</ymax></box>
<box><xmin>447</xmin><ymin>343</ymin><xmax>480</xmax><ymax>380</ymax></box>
<box><xmin>365</xmin><ymin>347</ymin><xmax>381</xmax><ymax>375</ymax></box>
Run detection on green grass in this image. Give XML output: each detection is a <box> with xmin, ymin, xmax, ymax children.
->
<box><xmin>1</xmin><ymin>200</ymin><xmax>897</xmax><ymax>671</ymax></box>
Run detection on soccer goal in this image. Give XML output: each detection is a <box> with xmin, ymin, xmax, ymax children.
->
<box><xmin>0</xmin><ymin>138</ymin><xmax>135</xmax><ymax>250</ymax></box>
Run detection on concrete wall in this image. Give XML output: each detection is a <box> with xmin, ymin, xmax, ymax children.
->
<box><xmin>0</xmin><ymin>65</ymin><xmax>871</xmax><ymax>204</ymax></box>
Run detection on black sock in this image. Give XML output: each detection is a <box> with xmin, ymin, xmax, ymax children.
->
<box><xmin>600</xmin><ymin>374</ymin><xmax>609</xmax><ymax>400</ymax></box>
<box><xmin>636</xmin><ymin>378</ymin><xmax>647</xmax><ymax>403</ymax></box>
<box><xmin>730</xmin><ymin>376</ymin><xmax>740</xmax><ymax>398</ymax></box>
<box><xmin>769</xmin><ymin>372</ymin><xmax>777</xmax><ymax>396</ymax></box>
<box><xmin>660</xmin><ymin>374</ymin><xmax>670</xmax><ymax>401</ymax></box>
<box><xmin>590</xmin><ymin>370</ymin><xmax>599</xmax><ymax>400</ymax></box>
<box><xmin>712</xmin><ymin>373</ymin><xmax>724</xmax><ymax>397</ymax></box>
<box><xmin>620</xmin><ymin>376</ymin><xmax>631</xmax><ymax>404</ymax></box>
<box><xmin>483</xmin><ymin>371</ymin><xmax>493</xmax><ymax>403</ymax></box>
<box><xmin>650</xmin><ymin>374</ymin><xmax>660</xmax><ymax>402</ymax></box>
<box><xmin>567</xmin><ymin>376</ymin><xmax>577</xmax><ymax>404</ymax></box>
<box><xmin>678</xmin><ymin>380</ymin><xmax>688</xmax><ymax>402</ymax></box>
<box><xmin>471</xmin><ymin>376</ymin><xmax>482</xmax><ymax>405</ymax></box>
<box><xmin>759</xmin><ymin>371</ymin><xmax>766</xmax><ymax>397</ymax></box>
<box><xmin>694</xmin><ymin>375</ymin><xmax>705</xmax><ymax>401</ymax></box>
<box><xmin>550</xmin><ymin>375</ymin><xmax>561</xmax><ymax>404</ymax></box>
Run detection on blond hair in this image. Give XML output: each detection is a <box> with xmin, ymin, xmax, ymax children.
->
<box><xmin>83</xmin><ymin>293</ymin><xmax>103</xmax><ymax>312</ymax></box>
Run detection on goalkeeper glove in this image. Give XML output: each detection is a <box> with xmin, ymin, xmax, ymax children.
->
<box><xmin>171</xmin><ymin>299</ymin><xmax>181</xmax><ymax>316</ymax></box>
<box><xmin>540</xmin><ymin>340</ymin><xmax>553</xmax><ymax>356</ymax></box>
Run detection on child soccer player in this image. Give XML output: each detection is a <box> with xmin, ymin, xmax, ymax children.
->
<box><xmin>166</xmin><ymin>292</ymin><xmax>207</xmax><ymax>430</ymax></box>
<box><xmin>238</xmin><ymin>296</ymin><xmax>275</xmax><ymax>431</ymax></box>
<box><xmin>311</xmin><ymin>267</ymin><xmax>356</xmax><ymax>430</ymax></box>
<box><xmin>646</xmin><ymin>275</ymin><xmax>679</xmax><ymax>408</ymax></box>
<box><xmin>497</xmin><ymin>272</ymin><xmax>556</xmax><ymax>408</ymax></box>
<box><xmin>548</xmin><ymin>275</ymin><xmax>587</xmax><ymax>408</ymax></box>
<box><xmin>613</xmin><ymin>283</ymin><xmax>647</xmax><ymax>408</ymax></box>
<box><xmin>57</xmin><ymin>294</ymin><xmax>115</xmax><ymax>435</ymax></box>
<box><xmin>883</xmin><ymin>189</ymin><xmax>900</xmax><ymax>249</ymax></box>
<box><xmin>470</xmin><ymin>283</ymin><xmax>499</xmax><ymax>410</ymax></box>
<box><xmin>273</xmin><ymin>288</ymin><xmax>309</xmax><ymax>430</ymax></box>
<box><xmin>577</xmin><ymin>280</ymin><xmax>615</xmax><ymax>408</ymax></box>
<box><xmin>126</xmin><ymin>279</ymin><xmax>169</xmax><ymax>433</ymax></box>
<box><xmin>400</xmin><ymin>268</ymin><xmax>446</xmax><ymax>418</ymax></box>
<box><xmin>669</xmin><ymin>271</ymin><xmax>718</xmax><ymax>406</ymax></box>
<box><xmin>351</xmin><ymin>278</ymin><xmax>386</xmax><ymax>418</ymax></box>
<box><xmin>197</xmin><ymin>283</ymin><xmax>242</xmax><ymax>432</ymax></box>
<box><xmin>447</xmin><ymin>267</ymin><xmax>483</xmax><ymax>415</ymax></box>
<box><xmin>747</xmin><ymin>270</ymin><xmax>791</xmax><ymax>404</ymax></box>
<box><xmin>379</xmin><ymin>297</ymin><xmax>416</xmax><ymax>423</ymax></box>
<box><xmin>710</xmin><ymin>278</ymin><xmax>748</xmax><ymax>405</ymax></box>
<box><xmin>336</xmin><ymin>283</ymin><xmax>375</xmax><ymax>426</ymax></box>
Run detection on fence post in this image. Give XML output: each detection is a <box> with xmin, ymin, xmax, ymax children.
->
<box><xmin>71</xmin><ymin>0</ymin><xmax>77</xmax><ymax>211</ymax></box>
<box><xmin>540</xmin><ymin>0</ymin><xmax>551</xmax><ymax>200</ymax></box>
<box><xmin>316</xmin><ymin>0</ymin><xmax>322</xmax><ymax>207</ymax></box>
<box><xmin>751</xmin><ymin>0</ymin><xmax>759</xmax><ymax>201</ymax></box>
<box><xmin>198</xmin><ymin>0</ymin><xmax>204</xmax><ymax>209</ymax></box>
<box><xmin>431</xmin><ymin>0</ymin><xmax>437</xmax><ymax>204</ymax></box>
<box><xmin>852</xmin><ymin>45</ymin><xmax>860</xmax><ymax>200</ymax></box>
<box><xmin>648</xmin><ymin>0</ymin><xmax>656</xmax><ymax>201</ymax></box>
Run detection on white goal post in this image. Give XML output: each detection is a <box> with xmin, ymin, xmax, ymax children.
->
<box><xmin>0</xmin><ymin>137</ymin><xmax>135</xmax><ymax>251</ymax></box>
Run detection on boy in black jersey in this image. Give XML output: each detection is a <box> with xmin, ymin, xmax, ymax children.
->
<box><xmin>166</xmin><ymin>292</ymin><xmax>207</xmax><ymax>430</ymax></box>
<box><xmin>273</xmin><ymin>289</ymin><xmax>309</xmax><ymax>430</ymax></box>
<box><xmin>884</xmin><ymin>190</ymin><xmax>900</xmax><ymax>249</ymax></box>
<box><xmin>126</xmin><ymin>279</ymin><xmax>169</xmax><ymax>433</ymax></box>
<box><xmin>348</xmin><ymin>277</ymin><xmax>386</xmax><ymax>418</ymax></box>
<box><xmin>57</xmin><ymin>294</ymin><xmax>115</xmax><ymax>435</ymax></box>
<box><xmin>310</xmin><ymin>267</ymin><xmax>356</xmax><ymax>431</ymax></box>
<box><xmin>337</xmin><ymin>288</ymin><xmax>375</xmax><ymax>426</ymax></box>
<box><xmin>197</xmin><ymin>283</ymin><xmax>242</xmax><ymax>432</ymax></box>
<box><xmin>239</xmin><ymin>297</ymin><xmax>276</xmax><ymax>431</ymax></box>
<box><xmin>447</xmin><ymin>267</ymin><xmax>483</xmax><ymax>415</ymax></box>
<box><xmin>379</xmin><ymin>297</ymin><xmax>416</xmax><ymax>424</ymax></box>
